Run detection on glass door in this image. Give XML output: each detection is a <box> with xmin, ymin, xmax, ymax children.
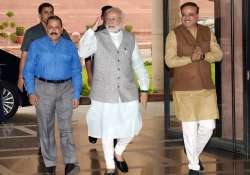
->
<box><xmin>164</xmin><ymin>0</ymin><xmax>246</xmax><ymax>154</ymax></box>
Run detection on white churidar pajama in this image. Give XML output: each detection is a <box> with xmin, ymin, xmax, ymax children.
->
<box><xmin>182</xmin><ymin>119</ymin><xmax>215</xmax><ymax>170</ymax></box>
<box><xmin>78</xmin><ymin>29</ymin><xmax>148</xmax><ymax>169</ymax></box>
<box><xmin>102</xmin><ymin>138</ymin><xmax>133</xmax><ymax>169</ymax></box>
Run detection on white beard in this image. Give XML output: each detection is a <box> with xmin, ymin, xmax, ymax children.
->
<box><xmin>106</xmin><ymin>25</ymin><xmax>122</xmax><ymax>33</ymax></box>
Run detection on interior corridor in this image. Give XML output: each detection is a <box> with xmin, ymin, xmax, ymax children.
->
<box><xmin>0</xmin><ymin>103</ymin><xmax>248</xmax><ymax>175</ymax></box>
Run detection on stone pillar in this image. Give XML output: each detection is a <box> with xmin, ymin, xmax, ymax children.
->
<box><xmin>151</xmin><ymin>0</ymin><xmax>164</xmax><ymax>92</ymax></box>
<box><xmin>151</xmin><ymin>0</ymin><xmax>181</xmax><ymax>93</ymax></box>
<box><xmin>168</xmin><ymin>0</ymin><xmax>181</xmax><ymax>30</ymax></box>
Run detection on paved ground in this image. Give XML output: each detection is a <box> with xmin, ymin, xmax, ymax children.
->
<box><xmin>0</xmin><ymin>102</ymin><xmax>249</xmax><ymax>175</ymax></box>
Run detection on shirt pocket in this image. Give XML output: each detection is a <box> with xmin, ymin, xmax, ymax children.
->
<box><xmin>57</xmin><ymin>53</ymin><xmax>71</xmax><ymax>62</ymax></box>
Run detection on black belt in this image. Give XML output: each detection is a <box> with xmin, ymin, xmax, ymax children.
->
<box><xmin>36</xmin><ymin>77</ymin><xmax>71</xmax><ymax>84</ymax></box>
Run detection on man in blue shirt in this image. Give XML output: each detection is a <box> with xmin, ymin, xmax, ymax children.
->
<box><xmin>18</xmin><ymin>2</ymin><xmax>71</xmax><ymax>91</ymax></box>
<box><xmin>18</xmin><ymin>3</ymin><xmax>71</xmax><ymax>158</ymax></box>
<box><xmin>23</xmin><ymin>15</ymin><xmax>82</xmax><ymax>175</ymax></box>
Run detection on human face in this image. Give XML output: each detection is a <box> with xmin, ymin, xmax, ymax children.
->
<box><xmin>39</xmin><ymin>7</ymin><xmax>54</xmax><ymax>24</ymax></box>
<box><xmin>181</xmin><ymin>6</ymin><xmax>199</xmax><ymax>29</ymax></box>
<box><xmin>105</xmin><ymin>11</ymin><xmax>122</xmax><ymax>32</ymax></box>
<box><xmin>46</xmin><ymin>19</ymin><xmax>63</xmax><ymax>43</ymax></box>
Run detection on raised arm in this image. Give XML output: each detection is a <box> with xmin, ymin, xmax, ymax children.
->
<box><xmin>78</xmin><ymin>17</ymin><xmax>102</xmax><ymax>58</ymax></box>
<box><xmin>78</xmin><ymin>29</ymin><xmax>97</xmax><ymax>59</ymax></box>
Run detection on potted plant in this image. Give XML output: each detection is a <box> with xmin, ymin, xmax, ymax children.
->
<box><xmin>15</xmin><ymin>26</ymin><xmax>25</xmax><ymax>43</ymax></box>
<box><xmin>10</xmin><ymin>32</ymin><xmax>17</xmax><ymax>43</ymax></box>
<box><xmin>124</xmin><ymin>25</ymin><xmax>133</xmax><ymax>32</ymax></box>
<box><xmin>0</xmin><ymin>11</ymin><xmax>16</xmax><ymax>42</ymax></box>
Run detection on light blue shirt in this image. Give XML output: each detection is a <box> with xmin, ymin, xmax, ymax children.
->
<box><xmin>23</xmin><ymin>36</ymin><xmax>82</xmax><ymax>99</ymax></box>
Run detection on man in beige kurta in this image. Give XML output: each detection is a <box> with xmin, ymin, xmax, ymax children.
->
<box><xmin>165</xmin><ymin>2</ymin><xmax>223</xmax><ymax>175</ymax></box>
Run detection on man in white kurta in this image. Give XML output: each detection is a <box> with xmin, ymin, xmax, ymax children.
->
<box><xmin>78</xmin><ymin>7</ymin><xmax>148</xmax><ymax>175</ymax></box>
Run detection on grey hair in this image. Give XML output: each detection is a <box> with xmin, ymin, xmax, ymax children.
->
<box><xmin>104</xmin><ymin>7</ymin><xmax>124</xmax><ymax>21</ymax></box>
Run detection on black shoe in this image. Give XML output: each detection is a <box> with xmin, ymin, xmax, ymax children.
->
<box><xmin>43</xmin><ymin>166</ymin><xmax>56</xmax><ymax>175</ymax></box>
<box><xmin>89</xmin><ymin>136</ymin><xmax>97</xmax><ymax>144</ymax></box>
<box><xmin>114</xmin><ymin>139</ymin><xmax>117</xmax><ymax>147</ymax></box>
<box><xmin>114</xmin><ymin>156</ymin><xmax>128</xmax><ymax>173</ymax></box>
<box><xmin>65</xmin><ymin>163</ymin><xmax>80</xmax><ymax>175</ymax></box>
<box><xmin>184</xmin><ymin>147</ymin><xmax>204</xmax><ymax>171</ymax></box>
<box><xmin>37</xmin><ymin>155</ymin><xmax>46</xmax><ymax>172</ymax></box>
<box><xmin>38</xmin><ymin>147</ymin><xmax>42</xmax><ymax>156</ymax></box>
<box><xmin>188</xmin><ymin>170</ymin><xmax>200</xmax><ymax>175</ymax></box>
<box><xmin>199</xmin><ymin>160</ymin><xmax>204</xmax><ymax>171</ymax></box>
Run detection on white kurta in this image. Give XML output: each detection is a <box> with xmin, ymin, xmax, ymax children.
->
<box><xmin>78</xmin><ymin>29</ymin><xmax>149</xmax><ymax>139</ymax></box>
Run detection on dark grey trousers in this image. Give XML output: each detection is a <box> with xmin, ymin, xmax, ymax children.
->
<box><xmin>35</xmin><ymin>79</ymin><xmax>77</xmax><ymax>167</ymax></box>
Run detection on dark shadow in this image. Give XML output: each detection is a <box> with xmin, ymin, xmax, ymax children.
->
<box><xmin>0</xmin><ymin>82</ymin><xmax>7</xmax><ymax>124</ymax></box>
<box><xmin>37</xmin><ymin>154</ymin><xmax>46</xmax><ymax>173</ymax></box>
<box><xmin>90</xmin><ymin>148</ymin><xmax>102</xmax><ymax>175</ymax></box>
<box><xmin>8</xmin><ymin>112</ymin><xmax>37</xmax><ymax>125</ymax></box>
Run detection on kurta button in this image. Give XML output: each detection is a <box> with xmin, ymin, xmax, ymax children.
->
<box><xmin>117</xmin><ymin>51</ymin><xmax>119</xmax><ymax>54</ymax></box>
<box><xmin>117</xmin><ymin>59</ymin><xmax>120</xmax><ymax>62</ymax></box>
<box><xmin>117</xmin><ymin>68</ymin><xmax>120</xmax><ymax>71</ymax></box>
<box><xmin>117</xmin><ymin>85</ymin><xmax>120</xmax><ymax>88</ymax></box>
<box><xmin>117</xmin><ymin>77</ymin><xmax>120</xmax><ymax>79</ymax></box>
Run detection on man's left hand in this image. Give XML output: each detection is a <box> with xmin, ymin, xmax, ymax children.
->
<box><xmin>72</xmin><ymin>99</ymin><xmax>79</xmax><ymax>109</ymax></box>
<box><xmin>140</xmin><ymin>92</ymin><xmax>148</xmax><ymax>110</ymax></box>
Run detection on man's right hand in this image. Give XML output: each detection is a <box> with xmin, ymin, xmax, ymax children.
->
<box><xmin>191</xmin><ymin>47</ymin><xmax>203</xmax><ymax>62</ymax></box>
<box><xmin>92</xmin><ymin>16</ymin><xmax>102</xmax><ymax>31</ymax></box>
<box><xmin>17</xmin><ymin>77</ymin><xmax>24</xmax><ymax>91</ymax></box>
<box><xmin>29</xmin><ymin>95</ymin><xmax>38</xmax><ymax>106</ymax></box>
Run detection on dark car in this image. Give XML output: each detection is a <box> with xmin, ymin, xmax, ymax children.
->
<box><xmin>0</xmin><ymin>49</ymin><xmax>30</xmax><ymax>119</ymax></box>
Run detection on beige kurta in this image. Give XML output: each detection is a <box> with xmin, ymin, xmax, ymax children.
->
<box><xmin>165</xmin><ymin>28</ymin><xmax>223</xmax><ymax>122</ymax></box>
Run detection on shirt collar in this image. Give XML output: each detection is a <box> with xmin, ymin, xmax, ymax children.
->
<box><xmin>44</xmin><ymin>35</ymin><xmax>63</xmax><ymax>45</ymax></box>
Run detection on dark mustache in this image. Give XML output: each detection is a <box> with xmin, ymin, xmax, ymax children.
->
<box><xmin>50</xmin><ymin>32</ymin><xmax>58</xmax><ymax>35</ymax></box>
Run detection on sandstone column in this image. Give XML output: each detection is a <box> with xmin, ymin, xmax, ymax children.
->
<box><xmin>152</xmin><ymin>0</ymin><xmax>181</xmax><ymax>93</ymax></box>
<box><xmin>152</xmin><ymin>0</ymin><xmax>164</xmax><ymax>92</ymax></box>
